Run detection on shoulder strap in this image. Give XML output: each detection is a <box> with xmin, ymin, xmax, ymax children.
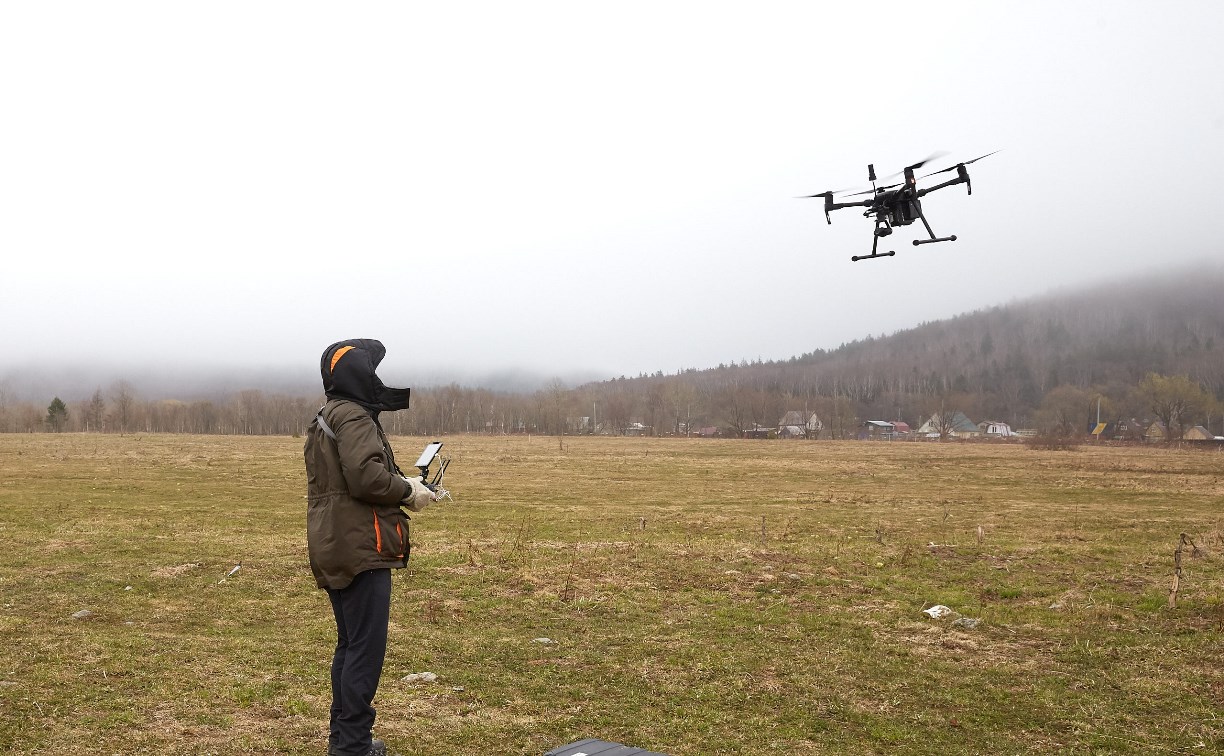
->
<box><xmin>316</xmin><ymin>404</ymin><xmax>401</xmax><ymax>475</ymax></box>
<box><xmin>315</xmin><ymin>406</ymin><xmax>338</xmax><ymax>442</ymax></box>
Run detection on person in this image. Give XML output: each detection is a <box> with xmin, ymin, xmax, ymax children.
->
<box><xmin>304</xmin><ymin>339</ymin><xmax>437</xmax><ymax>756</ymax></box>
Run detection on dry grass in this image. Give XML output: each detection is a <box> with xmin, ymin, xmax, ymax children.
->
<box><xmin>0</xmin><ymin>434</ymin><xmax>1222</xmax><ymax>754</ymax></box>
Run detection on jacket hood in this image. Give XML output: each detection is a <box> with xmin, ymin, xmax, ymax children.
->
<box><xmin>320</xmin><ymin>339</ymin><xmax>411</xmax><ymax>415</ymax></box>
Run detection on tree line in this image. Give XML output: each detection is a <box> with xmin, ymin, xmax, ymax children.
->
<box><xmin>3</xmin><ymin>268</ymin><xmax>1222</xmax><ymax>440</ymax></box>
<box><xmin>2</xmin><ymin>367</ymin><xmax>1219</xmax><ymax>443</ymax></box>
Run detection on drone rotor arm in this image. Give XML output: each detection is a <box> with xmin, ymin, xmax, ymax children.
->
<box><xmin>843</xmin><ymin>183</ymin><xmax>901</xmax><ymax>198</ymax></box>
<box><xmin>828</xmin><ymin>197</ymin><xmax>875</xmax><ymax>209</ymax></box>
<box><xmin>914</xmin><ymin>174</ymin><xmax>965</xmax><ymax>198</ymax></box>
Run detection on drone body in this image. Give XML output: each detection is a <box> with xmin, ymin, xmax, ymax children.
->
<box><xmin>803</xmin><ymin>151</ymin><xmax>998</xmax><ymax>261</ymax></box>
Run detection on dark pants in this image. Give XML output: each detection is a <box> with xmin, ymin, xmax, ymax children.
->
<box><xmin>326</xmin><ymin>568</ymin><xmax>392</xmax><ymax>756</ymax></box>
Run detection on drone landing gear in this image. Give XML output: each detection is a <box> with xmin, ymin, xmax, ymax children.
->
<box><xmin>912</xmin><ymin>212</ymin><xmax>957</xmax><ymax>246</ymax></box>
<box><xmin>851</xmin><ymin>249</ymin><xmax>895</xmax><ymax>262</ymax></box>
<box><xmin>852</xmin><ymin>224</ymin><xmax>897</xmax><ymax>262</ymax></box>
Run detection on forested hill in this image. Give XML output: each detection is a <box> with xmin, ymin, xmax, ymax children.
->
<box><xmin>791</xmin><ymin>266</ymin><xmax>1224</xmax><ymax>406</ymax></box>
<box><xmin>565</xmin><ymin>266</ymin><xmax>1224</xmax><ymax>436</ymax></box>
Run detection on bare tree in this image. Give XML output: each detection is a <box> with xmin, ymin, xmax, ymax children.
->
<box><xmin>111</xmin><ymin>381</ymin><xmax>135</xmax><ymax>433</ymax></box>
<box><xmin>1035</xmin><ymin>385</ymin><xmax>1092</xmax><ymax>438</ymax></box>
<box><xmin>86</xmin><ymin>389</ymin><xmax>106</xmax><ymax>432</ymax></box>
<box><xmin>666</xmin><ymin>380</ymin><xmax>697</xmax><ymax>436</ymax></box>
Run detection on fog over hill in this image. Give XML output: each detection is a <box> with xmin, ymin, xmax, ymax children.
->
<box><xmin>785</xmin><ymin>264</ymin><xmax>1224</xmax><ymax>393</ymax></box>
<box><xmin>0</xmin><ymin>363</ymin><xmax>604</xmax><ymax>405</ymax></box>
<box><xmin>4</xmin><ymin>264</ymin><xmax>1220</xmax><ymax>417</ymax></box>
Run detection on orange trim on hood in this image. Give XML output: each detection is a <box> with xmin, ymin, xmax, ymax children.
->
<box><xmin>330</xmin><ymin>345</ymin><xmax>356</xmax><ymax>373</ymax></box>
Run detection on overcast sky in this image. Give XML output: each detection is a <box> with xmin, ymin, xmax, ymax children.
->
<box><xmin>3</xmin><ymin>1</ymin><xmax>1222</xmax><ymax>396</ymax></box>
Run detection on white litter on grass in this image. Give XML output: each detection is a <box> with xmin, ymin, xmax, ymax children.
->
<box><xmin>71</xmin><ymin>610</ymin><xmax>94</xmax><ymax>620</ymax></box>
<box><xmin>401</xmin><ymin>672</ymin><xmax>438</xmax><ymax>684</ymax></box>
<box><xmin>532</xmin><ymin>637</ymin><xmax>555</xmax><ymax>645</ymax></box>
<box><xmin>922</xmin><ymin>605</ymin><xmax>956</xmax><ymax>619</ymax></box>
<box><xmin>218</xmin><ymin>563</ymin><xmax>242</xmax><ymax>584</ymax></box>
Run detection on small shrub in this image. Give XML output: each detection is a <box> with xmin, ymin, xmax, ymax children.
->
<box><xmin>1025</xmin><ymin>432</ymin><xmax>1079</xmax><ymax>451</ymax></box>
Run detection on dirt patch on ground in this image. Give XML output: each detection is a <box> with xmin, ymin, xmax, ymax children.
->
<box><xmin>150</xmin><ymin>562</ymin><xmax>202</xmax><ymax>578</ymax></box>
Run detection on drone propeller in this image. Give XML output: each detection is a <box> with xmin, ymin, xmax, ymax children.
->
<box><xmin>796</xmin><ymin>186</ymin><xmax>858</xmax><ymax>199</ymax></box>
<box><xmin>920</xmin><ymin>150</ymin><xmax>1001</xmax><ymax>178</ymax></box>
<box><xmin>882</xmin><ymin>151</ymin><xmax>950</xmax><ymax>180</ymax></box>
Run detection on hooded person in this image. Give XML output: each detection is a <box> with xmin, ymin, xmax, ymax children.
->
<box><xmin>304</xmin><ymin>339</ymin><xmax>435</xmax><ymax>756</ymax></box>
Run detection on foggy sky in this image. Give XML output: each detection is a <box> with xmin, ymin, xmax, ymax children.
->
<box><xmin>3</xmin><ymin>1</ymin><xmax>1222</xmax><ymax>400</ymax></box>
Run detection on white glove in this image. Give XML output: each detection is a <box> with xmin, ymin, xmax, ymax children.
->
<box><xmin>402</xmin><ymin>475</ymin><xmax>437</xmax><ymax>512</ymax></box>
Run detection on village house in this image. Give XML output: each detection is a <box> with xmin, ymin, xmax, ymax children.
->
<box><xmin>1144</xmin><ymin>421</ymin><xmax>1167</xmax><ymax>442</ymax></box>
<box><xmin>1103</xmin><ymin>418</ymin><xmax>1146</xmax><ymax>441</ymax></box>
<box><xmin>917</xmin><ymin>411</ymin><xmax>979</xmax><ymax>439</ymax></box>
<box><xmin>859</xmin><ymin>421</ymin><xmax>911</xmax><ymax>440</ymax></box>
<box><xmin>1183</xmin><ymin>425</ymin><xmax>1214</xmax><ymax>441</ymax></box>
<box><xmin>742</xmin><ymin>423</ymin><xmax>773</xmax><ymax>439</ymax></box>
<box><xmin>623</xmin><ymin>422</ymin><xmax>651</xmax><ymax>437</ymax></box>
<box><xmin>860</xmin><ymin>420</ymin><xmax>895</xmax><ymax>440</ymax></box>
<box><xmin>978</xmin><ymin>420</ymin><xmax>1015</xmax><ymax>437</ymax></box>
<box><xmin>777</xmin><ymin>410</ymin><xmax>823</xmax><ymax>439</ymax></box>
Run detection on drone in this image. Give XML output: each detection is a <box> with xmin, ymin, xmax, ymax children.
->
<box><xmin>802</xmin><ymin>151</ymin><xmax>998</xmax><ymax>262</ymax></box>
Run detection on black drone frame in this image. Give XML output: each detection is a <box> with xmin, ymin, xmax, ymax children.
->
<box><xmin>805</xmin><ymin>151</ymin><xmax>997</xmax><ymax>262</ymax></box>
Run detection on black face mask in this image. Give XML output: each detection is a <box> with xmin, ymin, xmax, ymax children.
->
<box><xmin>320</xmin><ymin>339</ymin><xmax>411</xmax><ymax>416</ymax></box>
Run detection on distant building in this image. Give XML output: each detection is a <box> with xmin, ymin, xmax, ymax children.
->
<box><xmin>860</xmin><ymin>420</ymin><xmax>910</xmax><ymax>440</ymax></box>
<box><xmin>624</xmin><ymin>422</ymin><xmax>651</xmax><ymax>437</ymax></box>
<box><xmin>742</xmin><ymin>423</ymin><xmax>774</xmax><ymax>439</ymax></box>
<box><xmin>777</xmin><ymin>411</ymin><xmax>823</xmax><ymax>439</ymax></box>
<box><xmin>1184</xmin><ymin>425</ymin><xmax>1214</xmax><ymax>441</ymax></box>
<box><xmin>978</xmin><ymin>420</ymin><xmax>1015</xmax><ymax>437</ymax></box>
<box><xmin>778</xmin><ymin>410</ymin><xmax>806</xmax><ymax>428</ymax></box>
<box><xmin>917</xmin><ymin>411</ymin><xmax>979</xmax><ymax>439</ymax></box>
<box><xmin>1144</xmin><ymin>421</ymin><xmax>1167</xmax><ymax>442</ymax></box>
<box><xmin>806</xmin><ymin>413</ymin><xmax>823</xmax><ymax>437</ymax></box>
<box><xmin>1105</xmin><ymin>418</ymin><xmax>1146</xmax><ymax>441</ymax></box>
<box><xmin>860</xmin><ymin>420</ymin><xmax>895</xmax><ymax>440</ymax></box>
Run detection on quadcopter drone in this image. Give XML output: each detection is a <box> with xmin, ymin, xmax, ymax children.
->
<box><xmin>802</xmin><ymin>151</ymin><xmax>998</xmax><ymax>261</ymax></box>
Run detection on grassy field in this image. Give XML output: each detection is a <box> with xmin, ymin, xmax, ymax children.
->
<box><xmin>0</xmin><ymin>433</ymin><xmax>1222</xmax><ymax>755</ymax></box>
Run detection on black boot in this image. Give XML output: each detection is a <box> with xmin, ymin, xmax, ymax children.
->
<box><xmin>328</xmin><ymin>739</ymin><xmax>386</xmax><ymax>756</ymax></box>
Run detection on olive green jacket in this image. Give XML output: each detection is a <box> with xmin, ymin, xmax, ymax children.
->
<box><xmin>304</xmin><ymin>399</ymin><xmax>413</xmax><ymax>590</ymax></box>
